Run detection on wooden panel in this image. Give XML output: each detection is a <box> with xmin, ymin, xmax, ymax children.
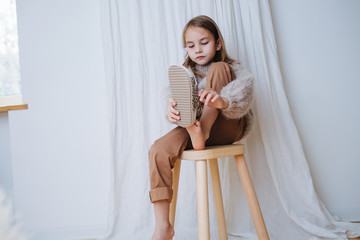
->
<box><xmin>235</xmin><ymin>155</ymin><xmax>269</xmax><ymax>240</ymax></box>
<box><xmin>0</xmin><ymin>104</ymin><xmax>28</xmax><ymax>112</ymax></box>
<box><xmin>196</xmin><ymin>160</ymin><xmax>210</xmax><ymax>240</ymax></box>
<box><xmin>180</xmin><ymin>144</ymin><xmax>244</xmax><ymax>160</ymax></box>
<box><xmin>208</xmin><ymin>158</ymin><xmax>228</xmax><ymax>240</ymax></box>
<box><xmin>169</xmin><ymin>159</ymin><xmax>181</xmax><ymax>234</ymax></box>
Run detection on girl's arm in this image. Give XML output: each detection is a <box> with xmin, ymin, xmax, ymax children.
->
<box><xmin>219</xmin><ymin>63</ymin><xmax>254</xmax><ymax>119</ymax></box>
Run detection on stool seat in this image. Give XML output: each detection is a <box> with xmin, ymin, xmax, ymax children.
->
<box><xmin>170</xmin><ymin>144</ymin><xmax>269</xmax><ymax>240</ymax></box>
<box><xmin>180</xmin><ymin>144</ymin><xmax>244</xmax><ymax>160</ymax></box>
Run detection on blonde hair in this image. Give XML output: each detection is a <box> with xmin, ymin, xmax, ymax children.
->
<box><xmin>182</xmin><ymin>15</ymin><xmax>236</xmax><ymax>77</ymax></box>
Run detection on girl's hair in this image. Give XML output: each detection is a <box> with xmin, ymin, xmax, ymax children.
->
<box><xmin>182</xmin><ymin>15</ymin><xmax>236</xmax><ymax>77</ymax></box>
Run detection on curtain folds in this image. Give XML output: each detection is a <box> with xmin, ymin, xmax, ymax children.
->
<box><xmin>100</xmin><ymin>0</ymin><xmax>360</xmax><ymax>239</ymax></box>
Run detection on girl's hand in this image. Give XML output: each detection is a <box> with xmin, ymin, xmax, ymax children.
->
<box><xmin>198</xmin><ymin>89</ymin><xmax>229</xmax><ymax>109</ymax></box>
<box><xmin>168</xmin><ymin>98</ymin><xmax>180</xmax><ymax>123</ymax></box>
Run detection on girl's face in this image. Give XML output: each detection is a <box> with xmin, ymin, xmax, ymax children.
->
<box><xmin>185</xmin><ymin>26</ymin><xmax>221</xmax><ymax>66</ymax></box>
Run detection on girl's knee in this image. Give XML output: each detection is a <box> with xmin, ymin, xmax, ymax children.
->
<box><xmin>148</xmin><ymin>142</ymin><xmax>161</xmax><ymax>161</ymax></box>
<box><xmin>206</xmin><ymin>62</ymin><xmax>235</xmax><ymax>91</ymax></box>
<box><xmin>148</xmin><ymin>142</ymin><xmax>171</xmax><ymax>166</ymax></box>
<box><xmin>209</xmin><ymin>62</ymin><xmax>232</xmax><ymax>73</ymax></box>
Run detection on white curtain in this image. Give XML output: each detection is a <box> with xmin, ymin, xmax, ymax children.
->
<box><xmin>100</xmin><ymin>0</ymin><xmax>360</xmax><ymax>239</ymax></box>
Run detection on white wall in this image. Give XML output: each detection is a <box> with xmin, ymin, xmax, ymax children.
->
<box><xmin>5</xmin><ymin>0</ymin><xmax>111</xmax><ymax>239</ymax></box>
<box><xmin>270</xmin><ymin>0</ymin><xmax>360</xmax><ymax>221</ymax></box>
<box><xmin>0</xmin><ymin>112</ymin><xmax>14</xmax><ymax>195</ymax></box>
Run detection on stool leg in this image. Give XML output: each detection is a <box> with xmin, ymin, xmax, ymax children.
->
<box><xmin>209</xmin><ymin>158</ymin><xmax>228</xmax><ymax>240</ymax></box>
<box><xmin>170</xmin><ymin>159</ymin><xmax>181</xmax><ymax>234</ymax></box>
<box><xmin>234</xmin><ymin>155</ymin><xmax>269</xmax><ymax>240</ymax></box>
<box><xmin>196</xmin><ymin>160</ymin><xmax>210</xmax><ymax>240</ymax></box>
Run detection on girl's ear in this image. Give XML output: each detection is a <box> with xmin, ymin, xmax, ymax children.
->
<box><xmin>216</xmin><ymin>39</ymin><xmax>222</xmax><ymax>51</ymax></box>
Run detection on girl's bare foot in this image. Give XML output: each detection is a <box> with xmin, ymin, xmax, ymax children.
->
<box><xmin>186</xmin><ymin>120</ymin><xmax>207</xmax><ymax>150</ymax></box>
<box><xmin>151</xmin><ymin>224</ymin><xmax>175</xmax><ymax>240</ymax></box>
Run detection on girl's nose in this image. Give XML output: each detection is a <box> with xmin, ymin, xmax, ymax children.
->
<box><xmin>195</xmin><ymin>46</ymin><xmax>203</xmax><ymax>54</ymax></box>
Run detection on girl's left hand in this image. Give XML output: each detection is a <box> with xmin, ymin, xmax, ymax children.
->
<box><xmin>198</xmin><ymin>89</ymin><xmax>229</xmax><ymax>109</ymax></box>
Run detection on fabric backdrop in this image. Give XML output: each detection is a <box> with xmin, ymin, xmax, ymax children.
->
<box><xmin>100</xmin><ymin>0</ymin><xmax>360</xmax><ymax>239</ymax></box>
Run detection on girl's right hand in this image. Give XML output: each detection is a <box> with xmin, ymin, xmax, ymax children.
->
<box><xmin>168</xmin><ymin>98</ymin><xmax>180</xmax><ymax>123</ymax></box>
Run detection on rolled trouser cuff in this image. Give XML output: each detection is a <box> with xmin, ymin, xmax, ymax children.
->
<box><xmin>149</xmin><ymin>187</ymin><xmax>173</xmax><ymax>203</ymax></box>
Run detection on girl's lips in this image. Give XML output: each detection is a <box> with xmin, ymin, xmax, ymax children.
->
<box><xmin>196</xmin><ymin>56</ymin><xmax>205</xmax><ymax>59</ymax></box>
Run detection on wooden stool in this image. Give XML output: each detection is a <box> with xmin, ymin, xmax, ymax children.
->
<box><xmin>169</xmin><ymin>144</ymin><xmax>269</xmax><ymax>240</ymax></box>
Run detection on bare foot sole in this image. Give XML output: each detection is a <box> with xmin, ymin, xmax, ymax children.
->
<box><xmin>186</xmin><ymin>120</ymin><xmax>206</xmax><ymax>150</ymax></box>
<box><xmin>151</xmin><ymin>225</ymin><xmax>175</xmax><ymax>240</ymax></box>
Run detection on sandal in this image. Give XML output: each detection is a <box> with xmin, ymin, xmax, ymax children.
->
<box><xmin>168</xmin><ymin>65</ymin><xmax>200</xmax><ymax>127</ymax></box>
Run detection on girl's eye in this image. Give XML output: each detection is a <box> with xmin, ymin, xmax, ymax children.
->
<box><xmin>202</xmin><ymin>42</ymin><xmax>209</xmax><ymax>45</ymax></box>
<box><xmin>188</xmin><ymin>45</ymin><xmax>194</xmax><ymax>48</ymax></box>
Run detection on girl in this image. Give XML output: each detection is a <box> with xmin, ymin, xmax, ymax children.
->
<box><xmin>149</xmin><ymin>15</ymin><xmax>254</xmax><ymax>240</ymax></box>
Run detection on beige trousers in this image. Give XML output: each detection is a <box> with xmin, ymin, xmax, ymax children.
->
<box><xmin>148</xmin><ymin>62</ymin><xmax>246</xmax><ymax>203</ymax></box>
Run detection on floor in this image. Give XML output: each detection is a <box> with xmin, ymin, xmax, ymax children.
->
<box><xmin>88</xmin><ymin>237</ymin><xmax>360</xmax><ymax>239</ymax></box>
<box><xmin>85</xmin><ymin>223</ymin><xmax>360</xmax><ymax>240</ymax></box>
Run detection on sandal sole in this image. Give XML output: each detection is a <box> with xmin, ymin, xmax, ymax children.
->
<box><xmin>168</xmin><ymin>65</ymin><xmax>197</xmax><ymax>128</ymax></box>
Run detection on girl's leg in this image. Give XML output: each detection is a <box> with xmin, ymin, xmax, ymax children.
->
<box><xmin>152</xmin><ymin>200</ymin><xmax>174</xmax><ymax>240</ymax></box>
<box><xmin>186</xmin><ymin>107</ymin><xmax>219</xmax><ymax>150</ymax></box>
<box><xmin>186</xmin><ymin>62</ymin><xmax>235</xmax><ymax>150</ymax></box>
<box><xmin>149</xmin><ymin>126</ymin><xmax>191</xmax><ymax>240</ymax></box>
